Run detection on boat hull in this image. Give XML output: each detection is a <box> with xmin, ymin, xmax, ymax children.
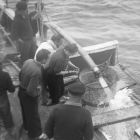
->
<box><xmin>70</xmin><ymin>44</ymin><xmax>117</xmax><ymax>70</ymax></box>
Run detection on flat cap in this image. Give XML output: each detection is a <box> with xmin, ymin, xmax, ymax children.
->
<box><xmin>68</xmin><ymin>80</ymin><xmax>86</xmax><ymax>96</ymax></box>
<box><xmin>64</xmin><ymin>43</ymin><xmax>78</xmax><ymax>54</ymax></box>
<box><xmin>16</xmin><ymin>1</ymin><xmax>27</xmax><ymax>11</ymax></box>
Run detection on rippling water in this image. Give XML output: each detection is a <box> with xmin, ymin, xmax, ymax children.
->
<box><xmin>8</xmin><ymin>0</ymin><xmax>140</xmax><ymax>74</ymax></box>
<box><xmin>44</xmin><ymin>0</ymin><xmax>140</xmax><ymax>68</ymax></box>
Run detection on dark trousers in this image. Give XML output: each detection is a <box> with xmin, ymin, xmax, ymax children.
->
<box><xmin>0</xmin><ymin>99</ymin><xmax>14</xmax><ymax>130</ymax></box>
<box><xmin>18</xmin><ymin>39</ymin><xmax>37</xmax><ymax>64</ymax></box>
<box><xmin>18</xmin><ymin>88</ymin><xmax>42</xmax><ymax>138</ymax></box>
<box><xmin>46</xmin><ymin>74</ymin><xmax>64</xmax><ymax>104</ymax></box>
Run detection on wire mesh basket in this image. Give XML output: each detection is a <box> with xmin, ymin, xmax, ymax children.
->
<box><xmin>79</xmin><ymin>58</ymin><xmax>118</xmax><ymax>105</ymax></box>
<box><xmin>79</xmin><ymin>70</ymin><xmax>107</xmax><ymax>105</ymax></box>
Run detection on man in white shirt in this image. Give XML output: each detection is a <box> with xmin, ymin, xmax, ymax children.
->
<box><xmin>34</xmin><ymin>34</ymin><xmax>63</xmax><ymax>60</ymax></box>
<box><xmin>34</xmin><ymin>34</ymin><xmax>63</xmax><ymax>105</ymax></box>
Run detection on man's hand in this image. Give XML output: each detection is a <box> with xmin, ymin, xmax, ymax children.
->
<box><xmin>73</xmin><ymin>67</ymin><xmax>80</xmax><ymax>74</ymax></box>
<box><xmin>18</xmin><ymin>39</ymin><xmax>24</xmax><ymax>44</ymax></box>
<box><xmin>98</xmin><ymin>101</ymin><xmax>109</xmax><ymax>108</ymax></box>
<box><xmin>57</xmin><ymin>71</ymin><xmax>68</xmax><ymax>75</ymax></box>
<box><xmin>94</xmin><ymin>70</ymin><xmax>100</xmax><ymax>79</ymax></box>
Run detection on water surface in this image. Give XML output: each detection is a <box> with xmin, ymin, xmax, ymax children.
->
<box><xmin>8</xmin><ymin>0</ymin><xmax>140</xmax><ymax>73</ymax></box>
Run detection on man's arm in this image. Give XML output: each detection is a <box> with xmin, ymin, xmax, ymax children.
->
<box><xmin>68</xmin><ymin>61</ymin><xmax>79</xmax><ymax>70</ymax></box>
<box><xmin>49</xmin><ymin>56</ymin><xmax>63</xmax><ymax>74</ymax></box>
<box><xmin>27</xmin><ymin>76</ymin><xmax>41</xmax><ymax>97</ymax></box>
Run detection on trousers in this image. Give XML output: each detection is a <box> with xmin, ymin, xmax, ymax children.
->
<box><xmin>0</xmin><ymin>99</ymin><xmax>14</xmax><ymax>130</ymax></box>
<box><xmin>18</xmin><ymin>39</ymin><xmax>37</xmax><ymax>64</ymax></box>
<box><xmin>18</xmin><ymin>88</ymin><xmax>42</xmax><ymax>138</ymax></box>
<box><xmin>45</xmin><ymin>74</ymin><xmax>64</xmax><ymax>104</ymax></box>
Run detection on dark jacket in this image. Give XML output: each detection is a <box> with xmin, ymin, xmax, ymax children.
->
<box><xmin>0</xmin><ymin>69</ymin><xmax>15</xmax><ymax>106</ymax></box>
<box><xmin>11</xmin><ymin>11</ymin><xmax>33</xmax><ymax>41</ymax></box>
<box><xmin>46</xmin><ymin>48</ymin><xmax>69</xmax><ymax>75</ymax></box>
<box><xmin>45</xmin><ymin>104</ymin><xmax>93</xmax><ymax>140</ymax></box>
<box><xmin>19</xmin><ymin>59</ymin><xmax>42</xmax><ymax>97</ymax></box>
<box><xmin>29</xmin><ymin>11</ymin><xmax>38</xmax><ymax>37</ymax></box>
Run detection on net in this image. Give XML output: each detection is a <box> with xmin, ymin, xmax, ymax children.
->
<box><xmin>79</xmin><ymin>58</ymin><xmax>117</xmax><ymax>105</ymax></box>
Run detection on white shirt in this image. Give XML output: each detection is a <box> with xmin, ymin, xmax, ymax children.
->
<box><xmin>34</xmin><ymin>40</ymin><xmax>56</xmax><ymax>60</ymax></box>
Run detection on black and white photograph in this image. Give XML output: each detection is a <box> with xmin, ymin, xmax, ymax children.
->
<box><xmin>0</xmin><ymin>0</ymin><xmax>140</xmax><ymax>140</ymax></box>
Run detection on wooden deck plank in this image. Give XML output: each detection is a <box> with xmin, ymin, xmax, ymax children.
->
<box><xmin>94</xmin><ymin>129</ymin><xmax>108</xmax><ymax>140</ymax></box>
<box><xmin>92</xmin><ymin>105</ymin><xmax>140</xmax><ymax>127</ymax></box>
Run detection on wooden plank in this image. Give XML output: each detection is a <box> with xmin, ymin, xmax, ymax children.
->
<box><xmin>130</xmin><ymin>96</ymin><xmax>140</xmax><ymax>105</ymax></box>
<box><xmin>135</xmin><ymin>127</ymin><xmax>140</xmax><ymax>137</ymax></box>
<box><xmin>131</xmin><ymin>94</ymin><xmax>140</xmax><ymax>101</ymax></box>
<box><xmin>94</xmin><ymin>129</ymin><xmax>108</xmax><ymax>140</ymax></box>
<box><xmin>92</xmin><ymin>105</ymin><xmax>140</xmax><ymax>127</ymax></box>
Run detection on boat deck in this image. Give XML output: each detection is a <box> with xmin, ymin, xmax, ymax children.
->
<box><xmin>0</xmin><ymin>59</ymin><xmax>140</xmax><ymax>140</ymax></box>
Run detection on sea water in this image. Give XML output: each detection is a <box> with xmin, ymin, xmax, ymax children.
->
<box><xmin>8</xmin><ymin>0</ymin><xmax>140</xmax><ymax>75</ymax></box>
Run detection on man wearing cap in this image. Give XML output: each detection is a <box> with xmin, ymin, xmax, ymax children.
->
<box><xmin>18</xmin><ymin>49</ymin><xmax>50</xmax><ymax>140</ymax></box>
<box><xmin>45</xmin><ymin>80</ymin><xmax>93</xmax><ymax>140</ymax></box>
<box><xmin>11</xmin><ymin>1</ymin><xmax>37</xmax><ymax>64</ymax></box>
<box><xmin>0</xmin><ymin>53</ymin><xmax>16</xmax><ymax>138</ymax></box>
<box><xmin>43</xmin><ymin>43</ymin><xmax>79</xmax><ymax>105</ymax></box>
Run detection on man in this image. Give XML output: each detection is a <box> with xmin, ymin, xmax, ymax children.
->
<box><xmin>18</xmin><ymin>49</ymin><xmax>50</xmax><ymax>140</ymax></box>
<box><xmin>34</xmin><ymin>34</ymin><xmax>63</xmax><ymax>60</ymax></box>
<box><xmin>45</xmin><ymin>80</ymin><xmax>94</xmax><ymax>140</ymax></box>
<box><xmin>34</xmin><ymin>34</ymin><xmax>63</xmax><ymax>105</ymax></box>
<box><xmin>43</xmin><ymin>43</ymin><xmax>79</xmax><ymax>105</ymax></box>
<box><xmin>0</xmin><ymin>53</ymin><xmax>16</xmax><ymax>139</ymax></box>
<box><xmin>11</xmin><ymin>1</ymin><xmax>37</xmax><ymax>64</ymax></box>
